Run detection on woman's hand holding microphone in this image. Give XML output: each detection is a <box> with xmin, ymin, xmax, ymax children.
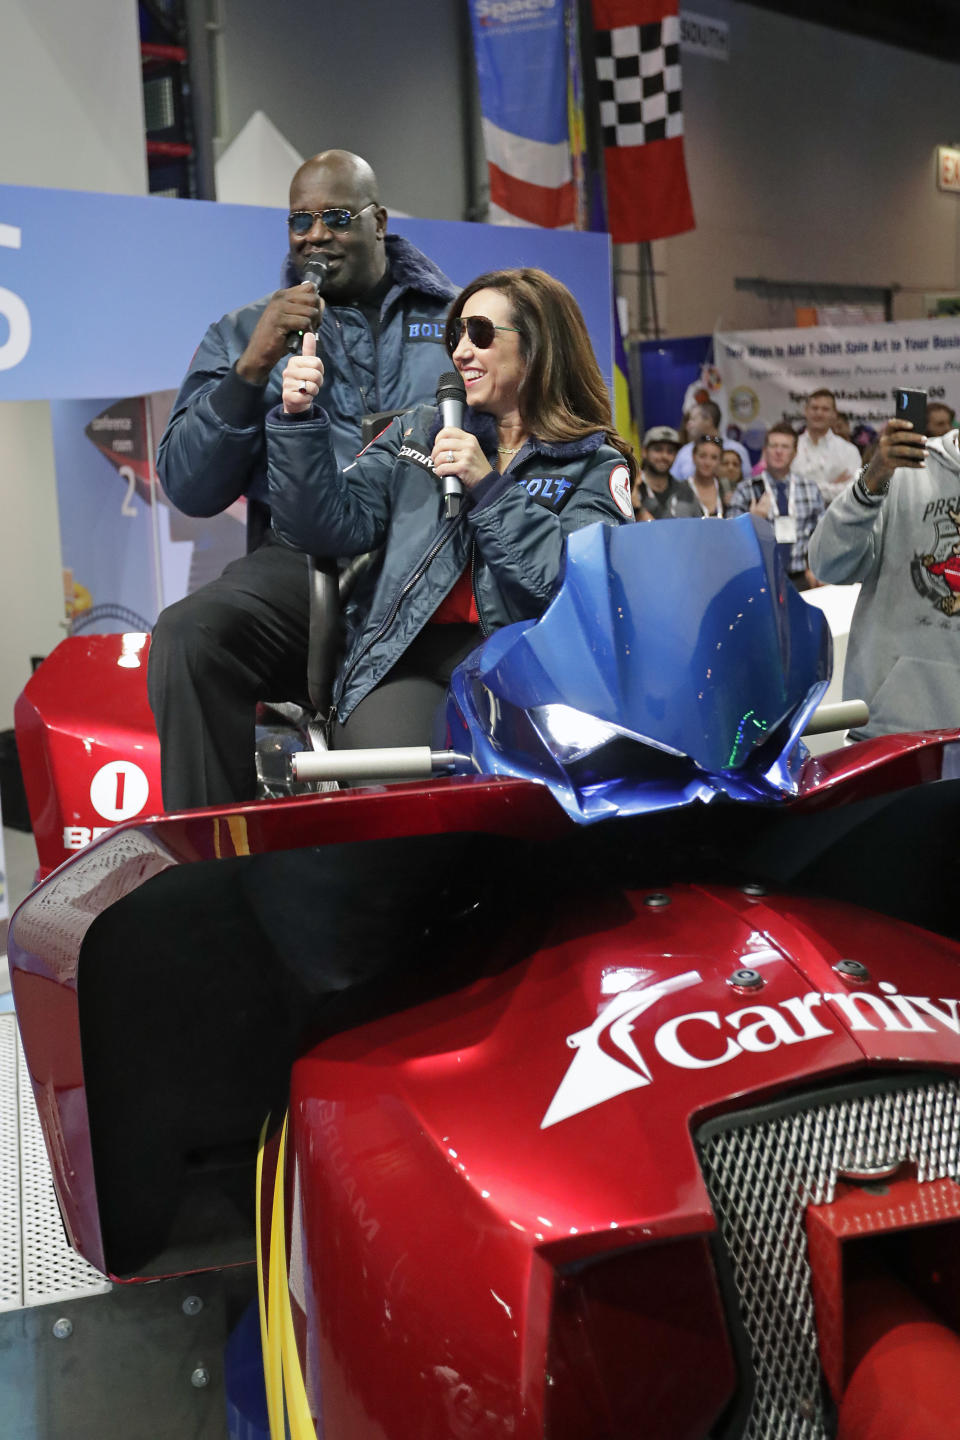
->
<box><xmin>431</xmin><ymin>427</ymin><xmax>494</xmax><ymax>490</ymax></box>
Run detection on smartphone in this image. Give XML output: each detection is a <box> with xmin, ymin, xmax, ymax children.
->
<box><xmin>752</xmin><ymin>477</ymin><xmax>765</xmax><ymax>502</ymax></box>
<box><xmin>894</xmin><ymin>387</ymin><xmax>927</xmax><ymax>432</ymax></box>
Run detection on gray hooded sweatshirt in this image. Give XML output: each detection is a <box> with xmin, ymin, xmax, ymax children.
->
<box><xmin>807</xmin><ymin>432</ymin><xmax>960</xmax><ymax>740</ymax></box>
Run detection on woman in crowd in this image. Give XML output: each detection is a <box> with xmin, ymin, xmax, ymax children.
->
<box><xmin>689</xmin><ymin>434</ymin><xmax>726</xmax><ymax>517</ymax></box>
<box><xmin>265</xmin><ymin>267</ymin><xmax>636</xmax><ymax>750</ymax></box>
<box><xmin>719</xmin><ymin>447</ymin><xmax>744</xmax><ymax>498</ymax></box>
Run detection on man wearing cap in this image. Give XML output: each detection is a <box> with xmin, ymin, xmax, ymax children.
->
<box><xmin>633</xmin><ymin>425</ymin><xmax>700</xmax><ymax>519</ymax></box>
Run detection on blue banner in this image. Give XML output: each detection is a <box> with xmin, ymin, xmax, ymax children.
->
<box><xmin>0</xmin><ymin>183</ymin><xmax>612</xmax><ymax>401</ymax></box>
<box><xmin>468</xmin><ymin>0</ymin><xmax>570</xmax><ymax>146</ymax></box>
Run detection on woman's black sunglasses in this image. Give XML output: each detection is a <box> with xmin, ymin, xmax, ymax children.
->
<box><xmin>447</xmin><ymin>315</ymin><xmax>521</xmax><ymax>353</ymax></box>
<box><xmin>287</xmin><ymin>203</ymin><xmax>376</xmax><ymax>235</ymax></box>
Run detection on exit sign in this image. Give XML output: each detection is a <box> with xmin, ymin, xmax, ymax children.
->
<box><xmin>938</xmin><ymin>146</ymin><xmax>960</xmax><ymax>193</ymax></box>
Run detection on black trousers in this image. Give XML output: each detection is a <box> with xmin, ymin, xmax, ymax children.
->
<box><xmin>148</xmin><ymin>536</ymin><xmax>480</xmax><ymax>811</ymax></box>
<box><xmin>329</xmin><ymin>622</ymin><xmax>480</xmax><ymax>754</ymax></box>
<box><xmin>147</xmin><ymin>538</ymin><xmax>312</xmax><ymax>811</ymax></box>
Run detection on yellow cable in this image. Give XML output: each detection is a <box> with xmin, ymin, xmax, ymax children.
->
<box><xmin>257</xmin><ymin>1114</ymin><xmax>287</xmax><ymax>1439</ymax></box>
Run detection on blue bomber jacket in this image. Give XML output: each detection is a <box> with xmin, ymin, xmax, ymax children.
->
<box><xmin>265</xmin><ymin>402</ymin><xmax>635</xmax><ymax>722</ymax></box>
<box><xmin>156</xmin><ymin>235</ymin><xmax>457</xmax><ymax>517</ymax></box>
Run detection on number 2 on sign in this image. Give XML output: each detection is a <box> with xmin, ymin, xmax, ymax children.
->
<box><xmin>119</xmin><ymin>464</ymin><xmax>137</xmax><ymax>516</ymax></box>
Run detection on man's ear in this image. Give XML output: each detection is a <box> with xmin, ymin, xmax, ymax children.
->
<box><xmin>374</xmin><ymin>206</ymin><xmax>388</xmax><ymax>241</ymax></box>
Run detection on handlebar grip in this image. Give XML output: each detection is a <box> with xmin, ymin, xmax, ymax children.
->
<box><xmin>802</xmin><ymin>700</ymin><xmax>869</xmax><ymax>736</ymax></box>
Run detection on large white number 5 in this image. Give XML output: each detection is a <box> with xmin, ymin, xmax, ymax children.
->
<box><xmin>0</xmin><ymin>223</ymin><xmax>31</xmax><ymax>371</ymax></box>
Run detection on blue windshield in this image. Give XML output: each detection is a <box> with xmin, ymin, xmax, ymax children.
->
<box><xmin>447</xmin><ymin>516</ymin><xmax>832</xmax><ymax>822</ymax></box>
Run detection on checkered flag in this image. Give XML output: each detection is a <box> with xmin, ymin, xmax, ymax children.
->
<box><xmin>596</xmin><ymin>17</ymin><xmax>683</xmax><ymax>147</ymax></box>
<box><xmin>591</xmin><ymin>0</ymin><xmax>694</xmax><ymax>242</ymax></box>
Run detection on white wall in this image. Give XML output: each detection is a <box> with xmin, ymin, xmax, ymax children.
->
<box><xmin>0</xmin><ymin>404</ymin><xmax>65</xmax><ymax>722</ymax></box>
<box><xmin>0</xmin><ymin>0</ymin><xmax>146</xmax><ymax>196</ymax></box>
<box><xmin>0</xmin><ymin>0</ymin><xmax>147</xmax><ymax>726</ymax></box>
<box><xmin>624</xmin><ymin>1</ymin><xmax>960</xmax><ymax>337</ymax></box>
<box><xmin>210</xmin><ymin>0</ymin><xmax>484</xmax><ymax>220</ymax></box>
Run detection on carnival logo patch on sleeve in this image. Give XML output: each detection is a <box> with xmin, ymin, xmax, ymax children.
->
<box><xmin>608</xmin><ymin>463</ymin><xmax>633</xmax><ymax>518</ymax></box>
<box><xmin>397</xmin><ymin>441</ymin><xmax>435</xmax><ymax>472</ymax></box>
<box><xmin>515</xmin><ymin>474</ymin><xmax>578</xmax><ymax>512</ymax></box>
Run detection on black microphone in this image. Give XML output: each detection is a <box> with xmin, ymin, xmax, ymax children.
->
<box><xmin>285</xmin><ymin>255</ymin><xmax>329</xmax><ymax>355</ymax></box>
<box><xmin>436</xmin><ymin>370</ymin><xmax>466</xmax><ymax>519</ymax></box>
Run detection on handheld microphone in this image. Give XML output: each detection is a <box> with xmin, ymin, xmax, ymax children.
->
<box><xmin>285</xmin><ymin>255</ymin><xmax>329</xmax><ymax>355</ymax></box>
<box><xmin>436</xmin><ymin>370</ymin><xmax>466</xmax><ymax>519</ymax></box>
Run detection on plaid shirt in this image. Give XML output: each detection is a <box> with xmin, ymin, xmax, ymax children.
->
<box><xmin>725</xmin><ymin>469</ymin><xmax>825</xmax><ymax>573</ymax></box>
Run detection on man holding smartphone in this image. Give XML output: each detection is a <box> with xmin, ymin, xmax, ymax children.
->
<box><xmin>725</xmin><ymin>423</ymin><xmax>824</xmax><ymax>589</ymax></box>
<box><xmin>808</xmin><ymin>407</ymin><xmax>960</xmax><ymax>740</ymax></box>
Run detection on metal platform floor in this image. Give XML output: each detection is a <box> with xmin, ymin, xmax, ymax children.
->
<box><xmin>0</xmin><ymin>1012</ymin><xmax>256</xmax><ymax>1438</ymax></box>
<box><xmin>0</xmin><ymin>1013</ymin><xmax>110</xmax><ymax>1314</ymax></box>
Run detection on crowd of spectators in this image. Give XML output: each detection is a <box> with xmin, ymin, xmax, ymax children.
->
<box><xmin>631</xmin><ymin>386</ymin><xmax>958</xmax><ymax>594</ymax></box>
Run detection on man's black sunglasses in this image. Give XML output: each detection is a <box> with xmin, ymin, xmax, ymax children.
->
<box><xmin>287</xmin><ymin>203</ymin><xmax>376</xmax><ymax>235</ymax></box>
<box><xmin>446</xmin><ymin>315</ymin><xmax>520</xmax><ymax>353</ymax></box>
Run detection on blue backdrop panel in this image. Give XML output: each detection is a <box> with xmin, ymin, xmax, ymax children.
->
<box><xmin>0</xmin><ymin>185</ymin><xmax>612</xmax><ymax>401</ymax></box>
<box><xmin>638</xmin><ymin>333</ymin><xmax>711</xmax><ymax>432</ymax></box>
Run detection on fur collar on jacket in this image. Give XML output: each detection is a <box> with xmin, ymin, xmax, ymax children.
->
<box><xmin>282</xmin><ymin>234</ymin><xmax>456</xmax><ymax>304</ymax></box>
<box><xmin>427</xmin><ymin>406</ymin><xmax>608</xmax><ymax>462</ymax></box>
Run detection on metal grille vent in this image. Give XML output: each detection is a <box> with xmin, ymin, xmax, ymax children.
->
<box><xmin>697</xmin><ymin>1077</ymin><xmax>960</xmax><ymax>1440</ymax></box>
<box><xmin>143</xmin><ymin>76</ymin><xmax>175</xmax><ymax>132</ymax></box>
<box><xmin>0</xmin><ymin>1016</ymin><xmax>22</xmax><ymax>1308</ymax></box>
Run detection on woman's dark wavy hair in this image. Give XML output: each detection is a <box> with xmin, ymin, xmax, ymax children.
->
<box><xmin>444</xmin><ymin>268</ymin><xmax>637</xmax><ymax>481</ymax></box>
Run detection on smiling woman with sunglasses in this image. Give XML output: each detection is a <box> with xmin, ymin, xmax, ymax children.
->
<box><xmin>265</xmin><ymin>267</ymin><xmax>637</xmax><ymax>755</ymax></box>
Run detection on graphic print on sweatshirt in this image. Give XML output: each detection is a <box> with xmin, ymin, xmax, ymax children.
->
<box><xmin>912</xmin><ymin>497</ymin><xmax>960</xmax><ymax>616</ymax></box>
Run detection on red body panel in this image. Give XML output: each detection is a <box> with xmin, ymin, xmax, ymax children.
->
<box><xmin>285</xmin><ymin>884</ymin><xmax>960</xmax><ymax>1438</ymax></box>
<box><xmin>10</xmin><ymin>639</ymin><xmax>960</xmax><ymax>1429</ymax></box>
<box><xmin>14</xmin><ymin>634</ymin><xmax>162</xmax><ymax>878</ymax></box>
<box><xmin>807</xmin><ymin>1175</ymin><xmax>960</xmax><ymax>1403</ymax></box>
<box><xmin>796</xmin><ymin>727</ymin><xmax>960</xmax><ymax>809</ymax></box>
<box><xmin>7</xmin><ymin>775</ymin><xmax>567</xmax><ymax>1277</ymax></box>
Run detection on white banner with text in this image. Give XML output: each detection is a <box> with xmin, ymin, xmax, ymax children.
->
<box><xmin>715</xmin><ymin>317</ymin><xmax>960</xmax><ymax>452</ymax></box>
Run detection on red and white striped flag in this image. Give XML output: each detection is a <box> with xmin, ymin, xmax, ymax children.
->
<box><xmin>468</xmin><ymin>0</ymin><xmax>576</xmax><ymax>229</ymax></box>
<box><xmin>483</xmin><ymin>119</ymin><xmax>576</xmax><ymax>230</ymax></box>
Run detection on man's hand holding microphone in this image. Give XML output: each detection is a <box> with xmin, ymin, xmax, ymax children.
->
<box><xmin>241</xmin><ymin>256</ymin><xmax>329</xmax><ymax>388</ymax></box>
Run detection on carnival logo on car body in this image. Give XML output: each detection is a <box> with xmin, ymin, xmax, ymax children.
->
<box><xmin>541</xmin><ymin>969</ymin><xmax>960</xmax><ymax>1128</ymax></box>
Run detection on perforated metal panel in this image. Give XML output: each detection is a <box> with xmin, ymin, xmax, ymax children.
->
<box><xmin>698</xmin><ymin>1077</ymin><xmax>960</xmax><ymax>1440</ymax></box>
<box><xmin>0</xmin><ymin>1017</ymin><xmax>21</xmax><ymax>1310</ymax></box>
<box><xmin>0</xmin><ymin>1015</ymin><xmax>110</xmax><ymax>1312</ymax></box>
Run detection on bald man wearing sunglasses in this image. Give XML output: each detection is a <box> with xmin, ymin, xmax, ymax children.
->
<box><xmin>148</xmin><ymin>149</ymin><xmax>457</xmax><ymax>811</ymax></box>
